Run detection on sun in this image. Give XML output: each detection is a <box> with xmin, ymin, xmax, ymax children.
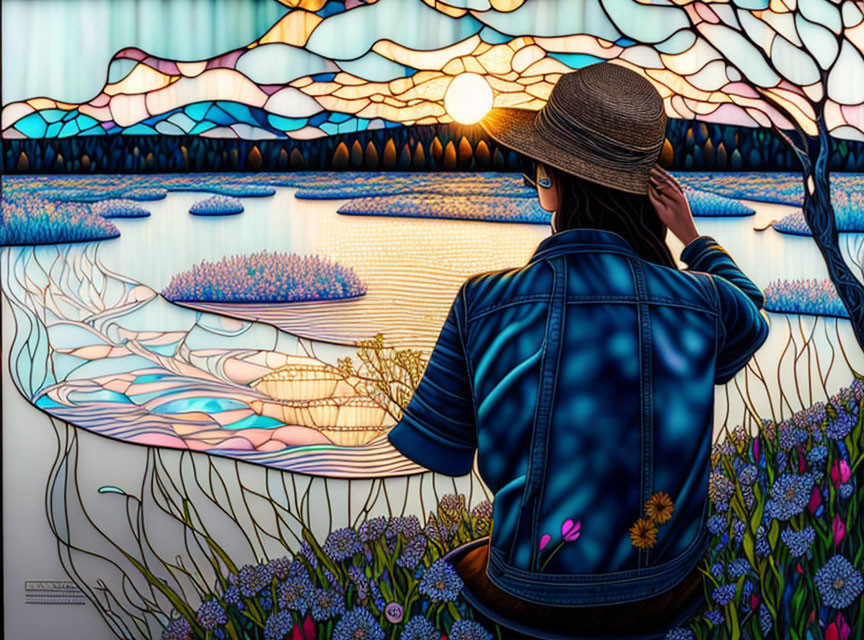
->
<box><xmin>444</xmin><ymin>73</ymin><xmax>494</xmax><ymax>125</ymax></box>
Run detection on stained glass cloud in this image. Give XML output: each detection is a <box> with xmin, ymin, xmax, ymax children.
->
<box><xmin>3</xmin><ymin>0</ymin><xmax>864</xmax><ymax>143</ymax></box>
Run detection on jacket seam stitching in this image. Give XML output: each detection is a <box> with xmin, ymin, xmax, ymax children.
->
<box><xmin>455</xmin><ymin>283</ymin><xmax>481</xmax><ymax>472</ymax></box>
<box><xmin>469</xmin><ymin>296</ymin><xmax>717</xmax><ymax>321</ymax></box>
<box><xmin>506</xmin><ymin>263</ymin><xmax>556</xmax><ymax>564</ymax></box>
<box><xmin>529</xmin><ymin>256</ymin><xmax>567</xmax><ymax>571</ymax></box>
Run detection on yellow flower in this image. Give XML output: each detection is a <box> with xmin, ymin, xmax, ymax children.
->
<box><xmin>644</xmin><ymin>491</ymin><xmax>674</xmax><ymax>524</ymax></box>
<box><xmin>629</xmin><ymin>518</ymin><xmax>658</xmax><ymax>550</ymax></box>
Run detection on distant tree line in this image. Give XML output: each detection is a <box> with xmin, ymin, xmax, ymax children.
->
<box><xmin>3</xmin><ymin>120</ymin><xmax>864</xmax><ymax>174</ymax></box>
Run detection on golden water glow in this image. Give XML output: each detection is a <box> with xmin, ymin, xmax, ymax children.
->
<box><xmin>444</xmin><ymin>73</ymin><xmax>494</xmax><ymax>124</ymax></box>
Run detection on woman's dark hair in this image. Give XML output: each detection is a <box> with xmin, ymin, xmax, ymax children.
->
<box><xmin>529</xmin><ymin>161</ymin><xmax>677</xmax><ymax>270</ymax></box>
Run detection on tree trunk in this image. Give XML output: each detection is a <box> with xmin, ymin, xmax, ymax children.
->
<box><xmin>801</xmin><ymin>114</ymin><xmax>864</xmax><ymax>350</ymax></box>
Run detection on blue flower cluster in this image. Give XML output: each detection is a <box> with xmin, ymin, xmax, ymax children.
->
<box><xmin>195</xmin><ymin>599</ymin><xmax>227</xmax><ymax>631</ymax></box>
<box><xmin>332</xmin><ymin>607</ymin><xmax>385</xmax><ymax>640</ymax></box>
<box><xmin>814</xmin><ymin>556</ymin><xmax>864</xmax><ymax>609</ymax></box>
<box><xmin>263</xmin><ymin>610</ymin><xmax>293</xmax><ymax>640</ymax></box>
<box><xmin>766</xmin><ymin>474</ymin><xmax>814</xmax><ymax>520</ymax></box>
<box><xmin>323</xmin><ymin>527</ymin><xmax>363</xmax><ymax>562</ymax></box>
<box><xmin>418</xmin><ymin>559</ymin><xmax>463</xmax><ymax>602</ymax></box>
<box><xmin>781</xmin><ymin>526</ymin><xmax>815</xmax><ymax>558</ymax></box>
<box><xmin>400</xmin><ymin>616</ymin><xmax>439</xmax><ymax>640</ymax></box>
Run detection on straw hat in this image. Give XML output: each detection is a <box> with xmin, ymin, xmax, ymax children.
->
<box><xmin>480</xmin><ymin>63</ymin><xmax>667</xmax><ymax>195</ymax></box>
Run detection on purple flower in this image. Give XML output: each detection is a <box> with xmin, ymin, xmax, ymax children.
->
<box><xmin>311</xmin><ymin>587</ymin><xmax>346</xmax><ymax>621</ymax></box>
<box><xmin>449</xmin><ymin>620</ymin><xmax>493</xmax><ymax>640</ymax></box>
<box><xmin>386</xmin><ymin>516</ymin><xmax>422</xmax><ymax>541</ymax></box>
<box><xmin>706</xmin><ymin>515</ymin><xmax>727</xmax><ymax>536</ymax></box>
<box><xmin>737</xmin><ymin>464</ymin><xmax>758</xmax><ymax>485</ymax></box>
<box><xmin>705</xmin><ymin>609</ymin><xmax>724</xmax><ymax>625</ymax></box>
<box><xmin>731</xmin><ymin>519</ymin><xmax>746</xmax><ymax>546</ymax></box>
<box><xmin>781</xmin><ymin>526</ymin><xmax>815</xmax><ymax>558</ymax></box>
<box><xmin>196</xmin><ymin>599</ymin><xmax>227</xmax><ymax>631</ymax></box>
<box><xmin>300</xmin><ymin>541</ymin><xmax>319</xmax><ymax>569</ymax></box>
<box><xmin>419</xmin><ymin>559</ymin><xmax>463</xmax><ymax>602</ymax></box>
<box><xmin>396</xmin><ymin>534</ymin><xmax>427</xmax><ymax>570</ymax></box>
<box><xmin>162</xmin><ymin>617</ymin><xmax>192</xmax><ymax>640</ymax></box>
<box><xmin>779</xmin><ymin>423</ymin><xmax>807</xmax><ymax>450</ymax></box>
<box><xmin>400</xmin><ymin>615</ymin><xmax>438</xmax><ymax>640</ymax></box>
<box><xmin>561</xmin><ymin>518</ymin><xmax>581</xmax><ymax>541</ymax></box>
<box><xmin>712</xmin><ymin>584</ymin><xmax>737</xmax><ymax>606</ymax></box>
<box><xmin>278</xmin><ymin>575</ymin><xmax>313</xmax><ymax>612</ymax></box>
<box><xmin>728</xmin><ymin>558</ymin><xmax>750</xmax><ymax>579</ymax></box>
<box><xmin>759</xmin><ymin>604</ymin><xmax>773</xmax><ymax>633</ymax></box>
<box><xmin>263</xmin><ymin>611</ymin><xmax>293</xmax><ymax>640</ymax></box>
<box><xmin>384</xmin><ymin>601</ymin><xmax>404</xmax><ymax>623</ymax></box>
<box><xmin>222</xmin><ymin>585</ymin><xmax>240</xmax><ymax>606</ymax></box>
<box><xmin>664</xmin><ymin>628</ymin><xmax>694</xmax><ymax>640</ymax></box>
<box><xmin>237</xmin><ymin>564</ymin><xmax>271</xmax><ymax>597</ymax></box>
<box><xmin>709</xmin><ymin>472</ymin><xmax>735</xmax><ymax>506</ymax></box>
<box><xmin>268</xmin><ymin>557</ymin><xmax>292</xmax><ymax>580</ymax></box>
<box><xmin>827</xmin><ymin>410</ymin><xmax>855</xmax><ymax>440</ymax></box>
<box><xmin>359</xmin><ymin>517</ymin><xmax>387</xmax><ymax>543</ymax></box>
<box><xmin>332</xmin><ymin>607</ymin><xmax>385</xmax><ymax>640</ymax></box>
<box><xmin>324</xmin><ymin>527</ymin><xmax>363</xmax><ymax>562</ymax></box>
<box><xmin>766</xmin><ymin>474</ymin><xmax>814</xmax><ymax>520</ymax></box>
<box><xmin>808</xmin><ymin>446</ymin><xmax>828</xmax><ymax>465</ymax></box>
<box><xmin>814</xmin><ymin>556</ymin><xmax>864</xmax><ymax>609</ymax></box>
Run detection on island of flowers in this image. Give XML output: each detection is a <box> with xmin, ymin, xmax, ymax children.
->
<box><xmin>683</xmin><ymin>186</ymin><xmax>755</xmax><ymax>217</ymax></box>
<box><xmin>294</xmin><ymin>172</ymin><xmax>536</xmax><ymax>200</ymax></box>
<box><xmin>121</xmin><ymin>187</ymin><xmax>168</xmax><ymax>201</ymax></box>
<box><xmin>773</xmin><ymin>191</ymin><xmax>864</xmax><ymax>236</ymax></box>
<box><xmin>161</xmin><ymin>251</ymin><xmax>367</xmax><ymax>303</ymax></box>
<box><xmin>338</xmin><ymin>195</ymin><xmax>550</xmax><ymax>224</ymax></box>
<box><xmin>677</xmin><ymin>173</ymin><xmax>805</xmax><ymax>206</ymax></box>
<box><xmin>189</xmin><ymin>195</ymin><xmax>245</xmax><ymax>216</ymax></box>
<box><xmin>1</xmin><ymin>195</ymin><xmax>119</xmax><ymax>246</ymax></box>
<box><xmin>90</xmin><ymin>199</ymin><xmax>151</xmax><ymax>219</ymax></box>
<box><xmin>764</xmin><ymin>279</ymin><xmax>849</xmax><ymax>319</ymax></box>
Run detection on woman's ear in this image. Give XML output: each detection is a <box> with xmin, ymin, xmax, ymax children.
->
<box><xmin>537</xmin><ymin>164</ymin><xmax>561</xmax><ymax>213</ymax></box>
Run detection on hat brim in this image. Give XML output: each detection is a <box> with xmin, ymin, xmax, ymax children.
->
<box><xmin>479</xmin><ymin>107</ymin><xmax>651</xmax><ymax>195</ymax></box>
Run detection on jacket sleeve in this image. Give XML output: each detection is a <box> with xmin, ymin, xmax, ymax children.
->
<box><xmin>681</xmin><ymin>235</ymin><xmax>770</xmax><ymax>385</ymax></box>
<box><xmin>387</xmin><ymin>284</ymin><xmax>477</xmax><ymax>476</ymax></box>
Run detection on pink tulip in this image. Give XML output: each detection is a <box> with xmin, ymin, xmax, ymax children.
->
<box><xmin>797</xmin><ymin>448</ymin><xmax>806</xmax><ymax>473</ymax></box>
<box><xmin>808</xmin><ymin>487</ymin><xmax>822</xmax><ymax>514</ymax></box>
<box><xmin>832</xmin><ymin>515</ymin><xmax>846</xmax><ymax>546</ymax></box>
<box><xmin>836</xmin><ymin>613</ymin><xmax>851</xmax><ymax>640</ymax></box>
<box><xmin>749</xmin><ymin>594</ymin><xmax>760</xmax><ymax>610</ymax></box>
<box><xmin>539</xmin><ymin>534</ymin><xmax>551</xmax><ymax>551</ymax></box>
<box><xmin>291</xmin><ymin>614</ymin><xmax>315</xmax><ymax>640</ymax></box>
<box><xmin>561</xmin><ymin>519</ymin><xmax>581</xmax><ymax>541</ymax></box>
<box><xmin>830</xmin><ymin>460</ymin><xmax>851</xmax><ymax>487</ymax></box>
<box><xmin>826</xmin><ymin>622</ymin><xmax>839</xmax><ymax>640</ymax></box>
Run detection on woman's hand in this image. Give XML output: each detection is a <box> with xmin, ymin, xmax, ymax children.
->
<box><xmin>648</xmin><ymin>165</ymin><xmax>699</xmax><ymax>246</ymax></box>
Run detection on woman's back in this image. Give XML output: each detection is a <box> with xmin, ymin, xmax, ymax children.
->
<box><xmin>388</xmin><ymin>226</ymin><xmax>769</xmax><ymax>606</ymax></box>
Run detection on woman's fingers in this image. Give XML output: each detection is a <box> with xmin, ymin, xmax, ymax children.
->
<box><xmin>651</xmin><ymin>165</ymin><xmax>683</xmax><ymax>194</ymax></box>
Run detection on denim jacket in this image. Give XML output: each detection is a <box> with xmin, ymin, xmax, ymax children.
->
<box><xmin>388</xmin><ymin>228</ymin><xmax>770</xmax><ymax>606</ymax></box>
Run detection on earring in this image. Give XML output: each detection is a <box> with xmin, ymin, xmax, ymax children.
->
<box><xmin>536</xmin><ymin>163</ymin><xmax>551</xmax><ymax>189</ymax></box>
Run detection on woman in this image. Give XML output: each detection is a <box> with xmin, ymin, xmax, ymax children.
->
<box><xmin>388</xmin><ymin>63</ymin><xmax>769</xmax><ymax>639</ymax></box>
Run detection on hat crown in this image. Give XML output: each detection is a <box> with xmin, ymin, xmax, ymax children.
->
<box><xmin>479</xmin><ymin>62</ymin><xmax>667</xmax><ymax>194</ymax></box>
<box><xmin>545</xmin><ymin>64</ymin><xmax>666</xmax><ymax>153</ymax></box>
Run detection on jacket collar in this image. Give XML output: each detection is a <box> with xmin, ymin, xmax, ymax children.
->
<box><xmin>528</xmin><ymin>228</ymin><xmax>637</xmax><ymax>264</ymax></box>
